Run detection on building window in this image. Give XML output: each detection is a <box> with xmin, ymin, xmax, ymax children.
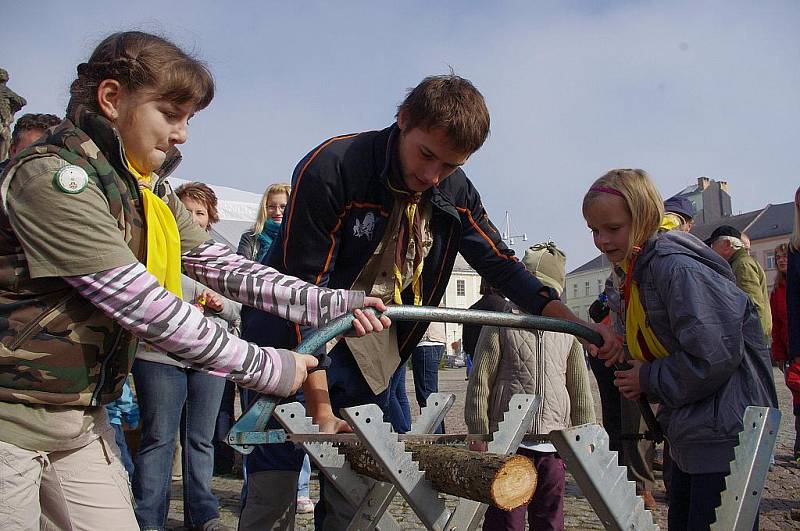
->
<box><xmin>765</xmin><ymin>251</ymin><xmax>776</xmax><ymax>270</ymax></box>
<box><xmin>584</xmin><ymin>281</ymin><xmax>590</xmax><ymax>296</ymax></box>
<box><xmin>573</xmin><ymin>283</ymin><xmax>578</xmax><ymax>299</ymax></box>
<box><xmin>456</xmin><ymin>279</ymin><xmax>465</xmax><ymax>296</ymax></box>
<box><xmin>597</xmin><ymin>279</ymin><xmax>603</xmax><ymax>295</ymax></box>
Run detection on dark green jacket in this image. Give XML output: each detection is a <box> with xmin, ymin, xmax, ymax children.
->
<box><xmin>729</xmin><ymin>247</ymin><xmax>772</xmax><ymax>338</ymax></box>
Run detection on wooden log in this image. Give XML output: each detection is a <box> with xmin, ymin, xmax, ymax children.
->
<box><xmin>338</xmin><ymin>443</ymin><xmax>537</xmax><ymax>510</ymax></box>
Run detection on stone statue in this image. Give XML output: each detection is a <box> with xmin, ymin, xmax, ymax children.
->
<box><xmin>0</xmin><ymin>68</ymin><xmax>27</xmax><ymax>161</ymax></box>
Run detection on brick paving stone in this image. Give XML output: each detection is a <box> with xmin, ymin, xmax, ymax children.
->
<box><xmin>165</xmin><ymin>366</ymin><xmax>800</xmax><ymax>530</ymax></box>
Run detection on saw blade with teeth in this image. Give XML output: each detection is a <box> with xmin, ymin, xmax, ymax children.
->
<box><xmin>283</xmin><ymin>433</ymin><xmax>551</xmax><ymax>445</ymax></box>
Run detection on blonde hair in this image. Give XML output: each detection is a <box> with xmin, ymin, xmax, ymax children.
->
<box><xmin>251</xmin><ymin>183</ymin><xmax>291</xmax><ymax>234</ymax></box>
<box><xmin>792</xmin><ymin>186</ymin><xmax>800</xmax><ymax>251</ymax></box>
<box><xmin>582</xmin><ymin>169</ymin><xmax>664</xmax><ymax>261</ymax></box>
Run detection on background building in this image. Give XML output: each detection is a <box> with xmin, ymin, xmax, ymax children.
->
<box><xmin>674</xmin><ymin>176</ymin><xmax>732</xmax><ymax>224</ymax></box>
<box><xmin>563</xmin><ymin>254</ymin><xmax>613</xmax><ymax>320</ymax></box>
<box><xmin>440</xmin><ymin>254</ymin><xmax>483</xmax><ymax>353</ymax></box>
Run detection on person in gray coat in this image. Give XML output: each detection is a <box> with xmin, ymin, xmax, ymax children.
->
<box><xmin>583</xmin><ymin>169</ymin><xmax>777</xmax><ymax>531</ymax></box>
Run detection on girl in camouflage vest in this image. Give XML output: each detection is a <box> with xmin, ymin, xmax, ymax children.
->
<box><xmin>0</xmin><ymin>31</ymin><xmax>388</xmax><ymax>531</ymax></box>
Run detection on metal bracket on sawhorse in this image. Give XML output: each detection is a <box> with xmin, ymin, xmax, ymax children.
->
<box><xmin>225</xmin><ymin>395</ymin><xmax>280</xmax><ymax>455</ymax></box>
<box><xmin>550</xmin><ymin>423</ymin><xmax>659</xmax><ymax>531</ymax></box>
<box><xmin>342</xmin><ymin>394</ymin><xmax>541</xmax><ymax>531</ymax></box>
<box><xmin>711</xmin><ymin>406</ymin><xmax>781</xmax><ymax>531</ymax></box>
<box><xmin>273</xmin><ymin>392</ymin><xmax>455</xmax><ymax>531</ymax></box>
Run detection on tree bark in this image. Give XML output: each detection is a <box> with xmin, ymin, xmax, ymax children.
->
<box><xmin>339</xmin><ymin>443</ymin><xmax>537</xmax><ymax>510</ymax></box>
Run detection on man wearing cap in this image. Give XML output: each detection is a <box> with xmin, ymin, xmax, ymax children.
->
<box><xmin>707</xmin><ymin>225</ymin><xmax>772</xmax><ymax>339</ymax></box>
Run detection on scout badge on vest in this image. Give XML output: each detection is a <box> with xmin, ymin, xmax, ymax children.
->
<box><xmin>54</xmin><ymin>165</ymin><xmax>89</xmax><ymax>194</ymax></box>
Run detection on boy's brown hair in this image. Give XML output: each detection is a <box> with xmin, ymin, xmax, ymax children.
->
<box><xmin>67</xmin><ymin>31</ymin><xmax>214</xmax><ymax>118</ymax></box>
<box><xmin>396</xmin><ymin>74</ymin><xmax>490</xmax><ymax>154</ymax></box>
<box><xmin>175</xmin><ymin>181</ymin><xmax>219</xmax><ymax>226</ymax></box>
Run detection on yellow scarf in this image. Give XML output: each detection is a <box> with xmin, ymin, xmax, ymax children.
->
<box><xmin>386</xmin><ymin>177</ymin><xmax>425</xmax><ymax>306</ymax></box>
<box><xmin>392</xmin><ymin>201</ymin><xmax>424</xmax><ymax>305</ymax></box>
<box><xmin>659</xmin><ymin>213</ymin><xmax>683</xmax><ymax>232</ymax></box>
<box><xmin>621</xmin><ymin>256</ymin><xmax>669</xmax><ymax>362</ymax></box>
<box><xmin>127</xmin><ymin>161</ymin><xmax>183</xmax><ymax>299</ymax></box>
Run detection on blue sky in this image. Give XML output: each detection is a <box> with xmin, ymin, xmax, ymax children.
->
<box><xmin>3</xmin><ymin>1</ymin><xmax>798</xmax><ymax>268</ymax></box>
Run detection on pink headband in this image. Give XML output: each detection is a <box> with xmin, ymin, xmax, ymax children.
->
<box><xmin>589</xmin><ymin>186</ymin><xmax>624</xmax><ymax>197</ymax></box>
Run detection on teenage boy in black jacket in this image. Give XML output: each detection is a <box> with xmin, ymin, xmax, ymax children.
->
<box><xmin>238</xmin><ymin>74</ymin><xmax>620</xmax><ymax>530</ymax></box>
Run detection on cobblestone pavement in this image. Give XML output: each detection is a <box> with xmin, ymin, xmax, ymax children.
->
<box><xmin>166</xmin><ymin>367</ymin><xmax>800</xmax><ymax>530</ymax></box>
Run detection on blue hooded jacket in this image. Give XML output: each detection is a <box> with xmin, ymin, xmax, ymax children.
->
<box><xmin>634</xmin><ymin>230</ymin><xmax>777</xmax><ymax>474</ymax></box>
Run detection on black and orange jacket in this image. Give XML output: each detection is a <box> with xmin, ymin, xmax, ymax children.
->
<box><xmin>241</xmin><ymin>124</ymin><xmax>558</xmax><ymax>360</ymax></box>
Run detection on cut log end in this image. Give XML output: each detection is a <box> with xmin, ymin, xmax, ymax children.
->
<box><xmin>490</xmin><ymin>454</ymin><xmax>538</xmax><ymax>511</ymax></box>
<box><xmin>339</xmin><ymin>443</ymin><xmax>538</xmax><ymax>510</ymax></box>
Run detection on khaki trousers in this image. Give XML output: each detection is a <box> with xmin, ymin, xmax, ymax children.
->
<box><xmin>0</xmin><ymin>430</ymin><xmax>139</xmax><ymax>531</ymax></box>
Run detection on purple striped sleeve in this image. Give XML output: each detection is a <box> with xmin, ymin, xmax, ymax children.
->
<box><xmin>64</xmin><ymin>262</ymin><xmax>297</xmax><ymax>396</ymax></box>
<box><xmin>181</xmin><ymin>242</ymin><xmax>364</xmax><ymax>328</ymax></box>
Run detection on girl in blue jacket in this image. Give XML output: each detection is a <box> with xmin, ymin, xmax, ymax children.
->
<box><xmin>582</xmin><ymin>168</ymin><xmax>777</xmax><ymax>530</ymax></box>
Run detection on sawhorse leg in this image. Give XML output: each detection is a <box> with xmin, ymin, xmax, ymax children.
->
<box><xmin>550</xmin><ymin>423</ymin><xmax>659</xmax><ymax>531</ymax></box>
<box><xmin>711</xmin><ymin>406</ymin><xmax>781</xmax><ymax>531</ymax></box>
<box><xmin>345</xmin><ymin>393</ymin><xmax>455</xmax><ymax>531</ymax></box>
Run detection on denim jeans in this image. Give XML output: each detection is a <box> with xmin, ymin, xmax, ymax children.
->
<box><xmin>239</xmin><ymin>344</ymin><xmax>391</xmax><ymax>530</ymax></box>
<box><xmin>387</xmin><ymin>365</ymin><xmax>411</xmax><ymax>433</ymax></box>
<box><xmin>412</xmin><ymin>344</ymin><xmax>444</xmax><ymax>433</ymax></box>
<box><xmin>111</xmin><ymin>423</ymin><xmax>135</xmax><ymax>480</ymax></box>
<box><xmin>131</xmin><ymin>359</ymin><xmax>226</xmax><ymax>530</ymax></box>
<box><xmin>314</xmin><ymin>344</ymin><xmax>391</xmax><ymax>529</ymax></box>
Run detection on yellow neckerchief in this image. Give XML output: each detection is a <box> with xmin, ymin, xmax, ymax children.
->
<box><xmin>660</xmin><ymin>213</ymin><xmax>684</xmax><ymax>232</ymax></box>
<box><xmin>621</xmin><ymin>253</ymin><xmax>669</xmax><ymax>362</ymax></box>
<box><xmin>386</xmin><ymin>179</ymin><xmax>424</xmax><ymax>305</ymax></box>
<box><xmin>126</xmin><ymin>160</ymin><xmax>183</xmax><ymax>299</ymax></box>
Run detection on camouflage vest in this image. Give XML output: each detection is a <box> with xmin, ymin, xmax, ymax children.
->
<box><xmin>0</xmin><ymin>108</ymin><xmax>178</xmax><ymax>407</ymax></box>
